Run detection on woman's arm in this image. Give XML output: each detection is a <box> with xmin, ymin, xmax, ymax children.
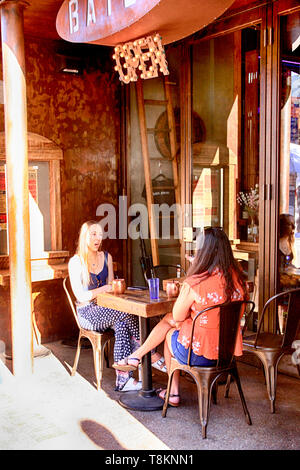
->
<box><xmin>107</xmin><ymin>252</ymin><xmax>115</xmax><ymax>283</ymax></box>
<box><xmin>172</xmin><ymin>282</ymin><xmax>197</xmax><ymax>323</ymax></box>
<box><xmin>68</xmin><ymin>256</ymin><xmax>93</xmax><ymax>303</ymax></box>
<box><xmin>68</xmin><ymin>256</ymin><xmax>111</xmax><ymax>303</ymax></box>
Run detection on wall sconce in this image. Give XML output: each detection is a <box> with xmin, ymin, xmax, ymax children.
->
<box><xmin>56</xmin><ymin>54</ymin><xmax>83</xmax><ymax>75</ymax></box>
<box><xmin>112</xmin><ymin>33</ymin><xmax>169</xmax><ymax>84</ymax></box>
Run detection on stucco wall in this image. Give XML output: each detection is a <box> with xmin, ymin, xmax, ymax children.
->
<box><xmin>0</xmin><ymin>37</ymin><xmax>122</xmax><ymax>346</ymax></box>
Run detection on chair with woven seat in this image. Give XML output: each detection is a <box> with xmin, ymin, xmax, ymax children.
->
<box><xmin>63</xmin><ymin>276</ymin><xmax>114</xmax><ymax>391</ymax></box>
<box><xmin>239</xmin><ymin>287</ymin><xmax>300</xmax><ymax>413</ymax></box>
<box><xmin>162</xmin><ymin>300</ymin><xmax>255</xmax><ymax>439</ymax></box>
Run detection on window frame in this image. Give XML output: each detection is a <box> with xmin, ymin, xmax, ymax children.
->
<box><xmin>0</xmin><ymin>131</ymin><xmax>63</xmax><ymax>260</ymax></box>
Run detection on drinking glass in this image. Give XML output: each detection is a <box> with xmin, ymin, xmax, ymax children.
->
<box><xmin>148</xmin><ymin>277</ymin><xmax>159</xmax><ymax>301</ymax></box>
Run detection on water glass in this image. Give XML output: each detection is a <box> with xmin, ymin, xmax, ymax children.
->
<box><xmin>148</xmin><ymin>277</ymin><xmax>159</xmax><ymax>301</ymax></box>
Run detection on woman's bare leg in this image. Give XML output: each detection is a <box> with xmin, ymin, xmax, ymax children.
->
<box><xmin>118</xmin><ymin>312</ymin><xmax>176</xmax><ymax>365</ymax></box>
<box><xmin>164</xmin><ymin>328</ymin><xmax>180</xmax><ymax>397</ymax></box>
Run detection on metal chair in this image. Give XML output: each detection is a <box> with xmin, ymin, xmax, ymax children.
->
<box><xmin>151</xmin><ymin>264</ymin><xmax>186</xmax><ymax>289</ymax></box>
<box><xmin>236</xmin><ymin>258</ymin><xmax>257</xmax><ymax>298</ymax></box>
<box><xmin>63</xmin><ymin>276</ymin><xmax>114</xmax><ymax>391</ymax></box>
<box><xmin>239</xmin><ymin>287</ymin><xmax>300</xmax><ymax>413</ymax></box>
<box><xmin>162</xmin><ymin>300</ymin><xmax>255</xmax><ymax>438</ymax></box>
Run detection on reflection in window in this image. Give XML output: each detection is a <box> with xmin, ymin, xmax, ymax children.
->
<box><xmin>192</xmin><ymin>28</ymin><xmax>260</xmax><ymax>244</ymax></box>
<box><xmin>192</xmin><ymin>34</ymin><xmax>235</xmax><ymax>237</ymax></box>
<box><xmin>279</xmin><ymin>15</ymin><xmax>300</xmax><ymax>270</ymax></box>
<box><xmin>278</xmin><ymin>12</ymin><xmax>300</xmax><ymax>325</ymax></box>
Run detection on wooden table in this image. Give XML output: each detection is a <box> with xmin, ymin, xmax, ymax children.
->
<box><xmin>97</xmin><ymin>288</ymin><xmax>176</xmax><ymax>411</ymax></box>
<box><xmin>280</xmin><ymin>266</ymin><xmax>300</xmax><ymax>288</ymax></box>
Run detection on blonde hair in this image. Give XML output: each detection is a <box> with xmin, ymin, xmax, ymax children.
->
<box><xmin>76</xmin><ymin>220</ymin><xmax>103</xmax><ymax>288</ymax></box>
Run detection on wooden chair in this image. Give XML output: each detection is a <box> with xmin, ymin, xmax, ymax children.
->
<box><xmin>63</xmin><ymin>276</ymin><xmax>114</xmax><ymax>391</ymax></box>
<box><xmin>239</xmin><ymin>287</ymin><xmax>300</xmax><ymax>413</ymax></box>
<box><xmin>162</xmin><ymin>300</ymin><xmax>255</xmax><ymax>439</ymax></box>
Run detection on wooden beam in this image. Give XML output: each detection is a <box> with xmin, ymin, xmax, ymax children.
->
<box><xmin>164</xmin><ymin>78</ymin><xmax>180</xmax><ymax>208</ymax></box>
<box><xmin>135</xmin><ymin>79</ymin><xmax>159</xmax><ymax>265</ymax></box>
<box><xmin>49</xmin><ymin>160</ymin><xmax>62</xmax><ymax>250</ymax></box>
<box><xmin>0</xmin><ymin>0</ymin><xmax>33</xmax><ymax>376</ymax></box>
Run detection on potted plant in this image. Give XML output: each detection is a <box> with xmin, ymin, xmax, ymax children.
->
<box><xmin>237</xmin><ymin>185</ymin><xmax>259</xmax><ymax>242</ymax></box>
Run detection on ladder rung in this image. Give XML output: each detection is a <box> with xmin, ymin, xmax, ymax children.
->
<box><xmin>159</xmin><ymin>242</ymin><xmax>181</xmax><ymax>248</ymax></box>
<box><xmin>149</xmin><ymin>157</ymin><xmax>170</xmax><ymax>161</ymax></box>
<box><xmin>144</xmin><ymin>99</ymin><xmax>168</xmax><ymax>106</ymax></box>
<box><xmin>147</xmin><ymin>128</ymin><xmax>170</xmax><ymax>133</ymax></box>
<box><xmin>153</xmin><ymin>186</ymin><xmax>176</xmax><ymax>190</ymax></box>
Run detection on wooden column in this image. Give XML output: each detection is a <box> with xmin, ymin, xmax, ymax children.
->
<box><xmin>279</xmin><ymin>87</ymin><xmax>291</xmax><ymax>214</ymax></box>
<box><xmin>0</xmin><ymin>0</ymin><xmax>33</xmax><ymax>375</ymax></box>
<box><xmin>135</xmin><ymin>79</ymin><xmax>159</xmax><ymax>265</ymax></box>
<box><xmin>180</xmin><ymin>43</ymin><xmax>192</xmax><ymax>271</ymax></box>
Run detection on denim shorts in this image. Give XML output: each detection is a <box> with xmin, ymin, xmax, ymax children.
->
<box><xmin>171</xmin><ymin>329</ymin><xmax>217</xmax><ymax>367</ymax></box>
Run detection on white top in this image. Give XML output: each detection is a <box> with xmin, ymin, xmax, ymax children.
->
<box><xmin>68</xmin><ymin>255</ymin><xmax>93</xmax><ymax>304</ymax></box>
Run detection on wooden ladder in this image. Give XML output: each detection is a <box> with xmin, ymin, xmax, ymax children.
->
<box><xmin>136</xmin><ymin>77</ymin><xmax>180</xmax><ymax>265</ymax></box>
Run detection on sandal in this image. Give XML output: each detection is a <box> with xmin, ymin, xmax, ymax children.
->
<box><xmin>157</xmin><ymin>388</ymin><xmax>180</xmax><ymax>407</ymax></box>
<box><xmin>112</xmin><ymin>357</ymin><xmax>140</xmax><ymax>372</ymax></box>
<box><xmin>119</xmin><ymin>377</ymin><xmax>142</xmax><ymax>392</ymax></box>
<box><xmin>151</xmin><ymin>356</ymin><xmax>167</xmax><ymax>373</ymax></box>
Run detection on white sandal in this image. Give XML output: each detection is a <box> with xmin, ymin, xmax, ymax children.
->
<box><xmin>119</xmin><ymin>377</ymin><xmax>142</xmax><ymax>392</ymax></box>
<box><xmin>151</xmin><ymin>357</ymin><xmax>167</xmax><ymax>373</ymax></box>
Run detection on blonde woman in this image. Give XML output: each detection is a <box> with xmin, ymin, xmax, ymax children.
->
<box><xmin>68</xmin><ymin>220</ymin><xmax>142</xmax><ymax>392</ymax></box>
<box><xmin>69</xmin><ymin>220</ymin><xmax>166</xmax><ymax>391</ymax></box>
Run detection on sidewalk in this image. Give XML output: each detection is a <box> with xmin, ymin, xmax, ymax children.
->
<box><xmin>0</xmin><ymin>340</ymin><xmax>299</xmax><ymax>450</ymax></box>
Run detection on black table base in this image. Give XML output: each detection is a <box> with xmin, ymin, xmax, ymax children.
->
<box><xmin>118</xmin><ymin>316</ymin><xmax>165</xmax><ymax>411</ymax></box>
<box><xmin>119</xmin><ymin>388</ymin><xmax>164</xmax><ymax>411</ymax></box>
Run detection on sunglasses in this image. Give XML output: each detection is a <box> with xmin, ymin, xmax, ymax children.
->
<box><xmin>204</xmin><ymin>226</ymin><xmax>224</xmax><ymax>231</ymax></box>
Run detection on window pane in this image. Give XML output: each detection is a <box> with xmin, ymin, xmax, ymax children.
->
<box><xmin>278</xmin><ymin>12</ymin><xmax>300</xmax><ymax>333</ymax></box>
<box><xmin>0</xmin><ymin>161</ymin><xmax>51</xmax><ymax>256</ymax></box>
<box><xmin>192</xmin><ymin>28</ymin><xmax>260</xmax><ymax>243</ymax></box>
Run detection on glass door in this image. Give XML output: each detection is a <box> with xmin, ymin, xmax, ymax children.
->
<box><xmin>277</xmin><ymin>10</ymin><xmax>300</xmax><ymax>333</ymax></box>
<box><xmin>128</xmin><ymin>45</ymin><xmax>182</xmax><ymax>286</ymax></box>
<box><xmin>190</xmin><ymin>27</ymin><xmax>260</xmax><ymax>304</ymax></box>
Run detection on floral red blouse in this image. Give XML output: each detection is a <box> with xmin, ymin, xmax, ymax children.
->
<box><xmin>176</xmin><ymin>269</ymin><xmax>245</xmax><ymax>360</ymax></box>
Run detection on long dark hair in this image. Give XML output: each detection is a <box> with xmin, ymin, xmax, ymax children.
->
<box><xmin>187</xmin><ymin>227</ymin><xmax>247</xmax><ymax>301</ymax></box>
<box><xmin>279</xmin><ymin>213</ymin><xmax>295</xmax><ymax>244</ymax></box>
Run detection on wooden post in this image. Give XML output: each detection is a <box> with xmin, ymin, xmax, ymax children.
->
<box><xmin>280</xmin><ymin>86</ymin><xmax>291</xmax><ymax>214</ymax></box>
<box><xmin>0</xmin><ymin>0</ymin><xmax>33</xmax><ymax>375</ymax></box>
<box><xmin>136</xmin><ymin>79</ymin><xmax>159</xmax><ymax>265</ymax></box>
<box><xmin>164</xmin><ymin>79</ymin><xmax>180</xmax><ymax>207</ymax></box>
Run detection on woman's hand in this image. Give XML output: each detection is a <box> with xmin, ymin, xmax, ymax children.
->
<box><xmin>100</xmin><ymin>284</ymin><xmax>112</xmax><ymax>293</ymax></box>
<box><xmin>168</xmin><ymin>317</ymin><xmax>182</xmax><ymax>330</ymax></box>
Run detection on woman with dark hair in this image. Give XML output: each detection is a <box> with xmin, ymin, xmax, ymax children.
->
<box><xmin>279</xmin><ymin>213</ymin><xmax>295</xmax><ymax>269</ymax></box>
<box><xmin>113</xmin><ymin>227</ymin><xmax>248</xmax><ymax>406</ymax></box>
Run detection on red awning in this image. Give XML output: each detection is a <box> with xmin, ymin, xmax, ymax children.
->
<box><xmin>56</xmin><ymin>0</ymin><xmax>235</xmax><ymax>46</ymax></box>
